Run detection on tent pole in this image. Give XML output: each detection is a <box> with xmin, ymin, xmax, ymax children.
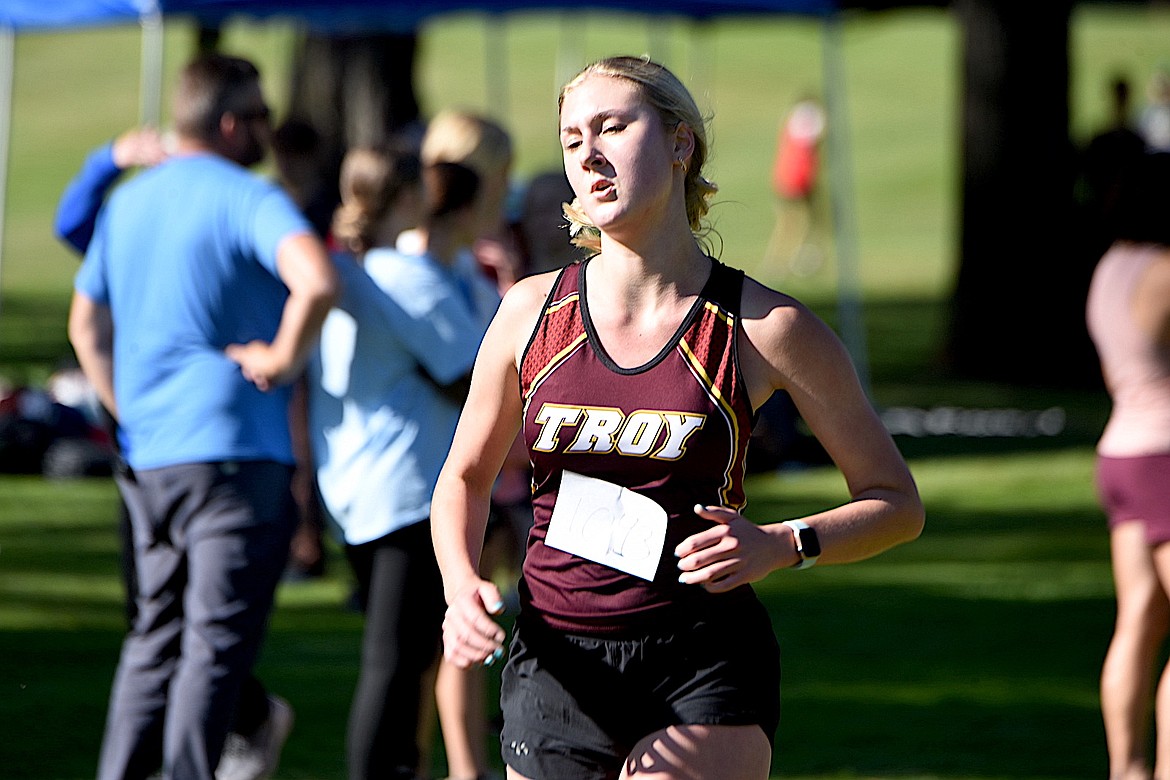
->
<box><xmin>821</xmin><ymin>11</ymin><xmax>871</xmax><ymax>398</ymax></box>
<box><xmin>556</xmin><ymin>12</ymin><xmax>581</xmax><ymax>94</ymax></box>
<box><xmin>0</xmin><ymin>25</ymin><xmax>14</xmax><ymax>316</ymax></box>
<box><xmin>140</xmin><ymin>8</ymin><xmax>164</xmax><ymax>126</ymax></box>
<box><xmin>484</xmin><ymin>14</ymin><xmax>509</xmax><ymax>121</ymax></box>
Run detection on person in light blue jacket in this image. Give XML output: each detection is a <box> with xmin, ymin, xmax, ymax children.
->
<box><xmin>308</xmin><ymin>146</ymin><xmax>498</xmax><ymax>780</ymax></box>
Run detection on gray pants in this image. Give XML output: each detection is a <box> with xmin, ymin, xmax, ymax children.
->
<box><xmin>97</xmin><ymin>461</ymin><xmax>295</xmax><ymax>780</ymax></box>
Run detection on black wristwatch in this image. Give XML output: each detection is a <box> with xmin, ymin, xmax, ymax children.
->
<box><xmin>782</xmin><ymin>520</ymin><xmax>821</xmax><ymax>570</ymax></box>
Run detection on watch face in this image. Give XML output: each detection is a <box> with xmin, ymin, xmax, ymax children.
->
<box><xmin>798</xmin><ymin>527</ymin><xmax>822</xmax><ymax>558</ymax></box>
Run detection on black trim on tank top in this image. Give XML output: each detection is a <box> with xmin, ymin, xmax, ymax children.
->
<box><xmin>717</xmin><ymin>264</ymin><xmax>754</xmax><ymax>425</ymax></box>
<box><xmin>707</xmin><ymin>260</ymin><xmax>745</xmax><ymax>319</ymax></box>
<box><xmin>579</xmin><ymin>255</ymin><xmax>724</xmax><ymax>375</ymax></box>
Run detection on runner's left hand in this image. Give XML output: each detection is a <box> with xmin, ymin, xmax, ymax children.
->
<box><xmin>675</xmin><ymin>505</ymin><xmax>792</xmax><ymax>592</ymax></box>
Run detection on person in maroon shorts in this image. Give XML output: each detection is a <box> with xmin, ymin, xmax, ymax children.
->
<box><xmin>431</xmin><ymin>56</ymin><xmax>924</xmax><ymax>780</ymax></box>
<box><xmin>1088</xmin><ymin>152</ymin><xmax>1170</xmax><ymax>780</ymax></box>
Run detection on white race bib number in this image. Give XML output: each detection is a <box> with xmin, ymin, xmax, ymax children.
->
<box><xmin>545</xmin><ymin>470</ymin><xmax>668</xmax><ymax>581</ymax></box>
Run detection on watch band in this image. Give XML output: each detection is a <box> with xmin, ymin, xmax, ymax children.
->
<box><xmin>782</xmin><ymin>519</ymin><xmax>820</xmax><ymax>570</ymax></box>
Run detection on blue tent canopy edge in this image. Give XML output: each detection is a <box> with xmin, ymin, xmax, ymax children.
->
<box><xmin>1</xmin><ymin>0</ymin><xmax>837</xmax><ymax>33</ymax></box>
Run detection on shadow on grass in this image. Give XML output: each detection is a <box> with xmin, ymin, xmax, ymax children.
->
<box><xmin>0</xmin><ymin>629</ymin><xmax>122</xmax><ymax>780</ymax></box>
<box><xmin>0</xmin><ymin>291</ymin><xmax>73</xmax><ymax>384</ymax></box>
<box><xmin>767</xmin><ymin>583</ymin><xmax>1110</xmax><ymax>778</ymax></box>
<box><xmin>0</xmin><ymin>616</ymin><xmax>366</xmax><ymax>780</ymax></box>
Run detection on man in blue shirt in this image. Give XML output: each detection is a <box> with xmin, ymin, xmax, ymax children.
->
<box><xmin>55</xmin><ymin>123</ymin><xmax>292</xmax><ymax>780</ymax></box>
<box><xmin>69</xmin><ymin>53</ymin><xmax>338</xmax><ymax>780</ymax></box>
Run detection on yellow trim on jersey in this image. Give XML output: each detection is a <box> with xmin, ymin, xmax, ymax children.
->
<box><xmin>524</xmin><ymin>331</ymin><xmax>588</xmax><ymax>401</ymax></box>
<box><xmin>544</xmin><ymin>292</ymin><xmax>580</xmax><ymax>316</ymax></box>
<box><xmin>704</xmin><ymin>299</ymin><xmax>732</xmax><ymax>326</ymax></box>
<box><xmin>678</xmin><ymin>321</ymin><xmax>744</xmax><ymax>510</ymax></box>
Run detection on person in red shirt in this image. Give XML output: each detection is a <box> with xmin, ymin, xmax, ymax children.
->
<box><xmin>764</xmin><ymin>95</ymin><xmax>826</xmax><ymax>277</ymax></box>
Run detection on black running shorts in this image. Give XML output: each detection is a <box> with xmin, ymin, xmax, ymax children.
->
<box><xmin>498</xmin><ymin>598</ymin><xmax>781</xmax><ymax>780</ymax></box>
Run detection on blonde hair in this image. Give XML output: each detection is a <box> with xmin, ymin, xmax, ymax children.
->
<box><xmin>332</xmin><ymin>145</ymin><xmax>420</xmax><ymax>255</ymax></box>
<box><xmin>558</xmin><ymin>56</ymin><xmax>718</xmax><ymax>254</ymax></box>
<box><xmin>420</xmin><ymin>110</ymin><xmax>512</xmax><ymax>182</ymax></box>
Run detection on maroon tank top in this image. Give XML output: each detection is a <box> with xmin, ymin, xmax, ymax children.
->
<box><xmin>518</xmin><ymin>257</ymin><xmax>757</xmax><ymax>634</ymax></box>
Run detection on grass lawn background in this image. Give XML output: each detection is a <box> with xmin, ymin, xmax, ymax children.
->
<box><xmin>2</xmin><ymin>4</ymin><xmax>1169</xmax><ymax>778</ymax></box>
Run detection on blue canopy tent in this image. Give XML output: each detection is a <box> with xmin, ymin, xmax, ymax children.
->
<box><xmin>0</xmin><ymin>0</ymin><xmax>867</xmax><ymax>390</ymax></box>
<box><xmin>1</xmin><ymin>0</ymin><xmax>836</xmax><ymax>30</ymax></box>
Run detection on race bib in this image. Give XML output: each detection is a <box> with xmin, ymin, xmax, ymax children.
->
<box><xmin>545</xmin><ymin>471</ymin><xmax>668</xmax><ymax>581</ymax></box>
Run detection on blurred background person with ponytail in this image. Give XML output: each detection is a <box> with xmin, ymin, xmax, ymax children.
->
<box><xmin>305</xmin><ymin>143</ymin><xmax>497</xmax><ymax>780</ymax></box>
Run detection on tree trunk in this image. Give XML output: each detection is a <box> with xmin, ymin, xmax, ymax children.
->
<box><xmin>288</xmin><ymin>31</ymin><xmax>420</xmax><ymax>151</ymax></box>
<box><xmin>948</xmin><ymin>0</ymin><xmax>1096</xmax><ymax>386</ymax></box>
<box><xmin>283</xmin><ymin>31</ymin><xmax>422</xmax><ymax>231</ymax></box>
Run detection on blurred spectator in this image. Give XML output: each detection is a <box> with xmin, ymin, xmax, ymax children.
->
<box><xmin>306</xmin><ymin>145</ymin><xmax>492</xmax><ymax>780</ymax></box>
<box><xmin>411</xmin><ymin>110</ymin><xmax>522</xmax><ymax>780</ymax></box>
<box><xmin>0</xmin><ymin>377</ymin><xmax>112</xmax><ymax>477</ymax></box>
<box><xmin>271</xmin><ymin>117</ymin><xmax>337</xmax><ymax>581</ymax></box>
<box><xmin>1087</xmin><ymin>151</ymin><xmax>1170</xmax><ymax>780</ymax></box>
<box><xmin>69</xmin><ymin>53</ymin><xmax>337</xmax><ymax>780</ymax></box>
<box><xmin>758</xmin><ymin>97</ymin><xmax>831</xmax><ymax>469</ymax></box>
<box><xmin>46</xmin><ymin>363</ymin><xmax>104</xmax><ymax>425</ymax></box>
<box><xmin>416</xmin><ymin>109</ymin><xmax>522</xmax><ymax>295</ymax></box>
<box><xmin>1078</xmin><ymin>74</ymin><xmax>1146</xmax><ymax>258</ymax></box>
<box><xmin>1139</xmin><ymin>66</ymin><xmax>1170</xmax><ymax>152</ymax></box>
<box><xmin>55</xmin><ymin>115</ymin><xmax>313</xmax><ymax>779</ymax></box>
<box><xmin>271</xmin><ymin>117</ymin><xmax>338</xmax><ymax>241</ymax></box>
<box><xmin>765</xmin><ymin>95</ymin><xmax>826</xmax><ymax>277</ymax></box>
<box><xmin>513</xmin><ymin>170</ymin><xmax>584</xmax><ymax>276</ymax></box>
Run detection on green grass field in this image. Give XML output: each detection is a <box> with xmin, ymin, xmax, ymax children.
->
<box><xmin>0</xmin><ymin>450</ymin><xmax>1113</xmax><ymax>779</ymax></box>
<box><xmin>2</xmin><ymin>3</ymin><xmax>1169</xmax><ymax>778</ymax></box>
